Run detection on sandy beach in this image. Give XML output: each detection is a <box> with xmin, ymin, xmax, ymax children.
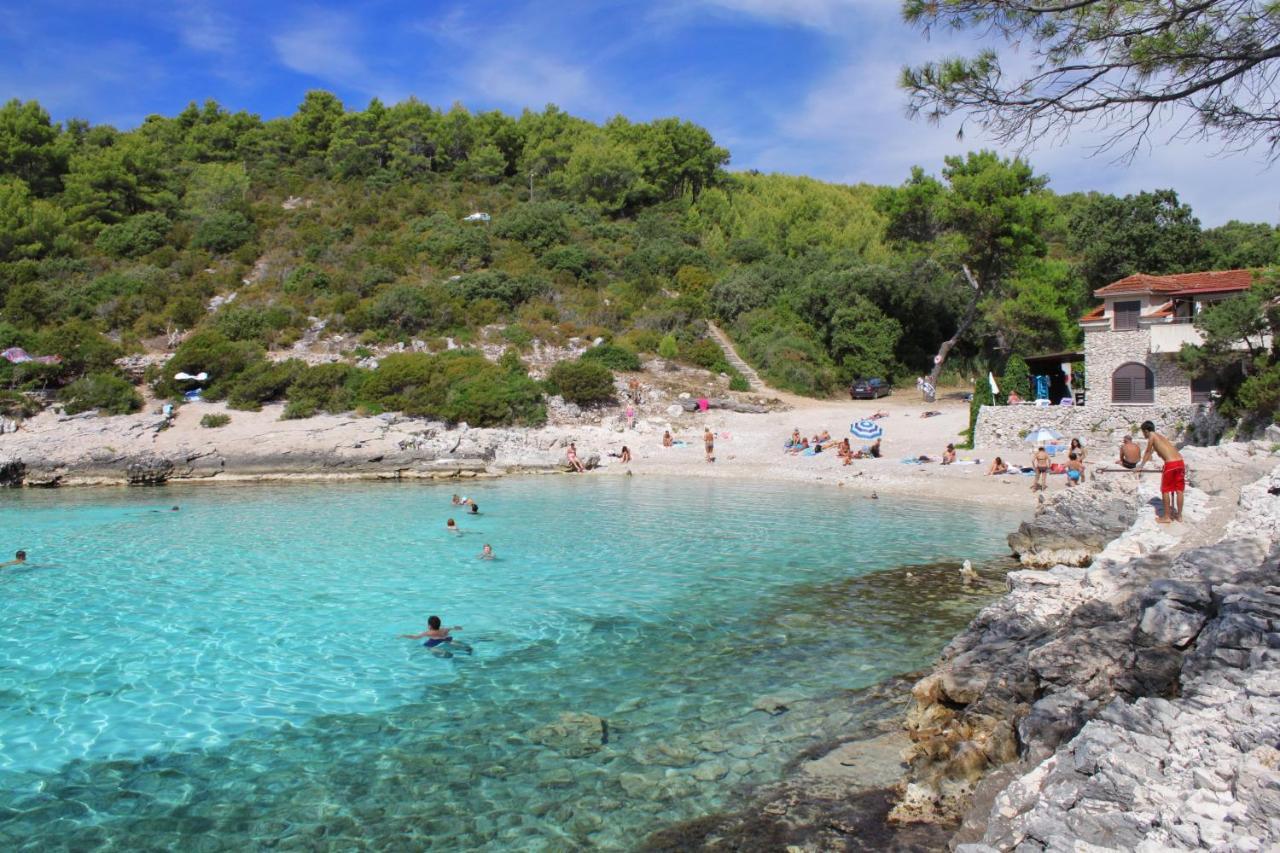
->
<box><xmin>0</xmin><ymin>382</ymin><xmax>1061</xmax><ymax>512</ymax></box>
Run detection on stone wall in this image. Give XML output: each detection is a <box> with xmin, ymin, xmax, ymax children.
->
<box><xmin>1084</xmin><ymin>326</ymin><xmax>1191</xmax><ymax>406</ymax></box>
<box><xmin>973</xmin><ymin>402</ymin><xmax>1205</xmax><ymax>449</ymax></box>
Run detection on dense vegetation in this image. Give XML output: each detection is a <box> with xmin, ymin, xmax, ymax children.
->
<box><xmin>0</xmin><ymin>92</ymin><xmax>1277</xmax><ymax>423</ymax></box>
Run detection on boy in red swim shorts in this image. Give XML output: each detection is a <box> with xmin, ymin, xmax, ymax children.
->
<box><xmin>1139</xmin><ymin>421</ymin><xmax>1185</xmax><ymax>523</ymax></box>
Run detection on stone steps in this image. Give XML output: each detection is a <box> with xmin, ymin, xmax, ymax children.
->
<box><xmin>704</xmin><ymin>321</ymin><xmax>769</xmax><ymax>393</ymax></box>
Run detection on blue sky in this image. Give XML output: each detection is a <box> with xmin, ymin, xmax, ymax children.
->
<box><xmin>2</xmin><ymin>0</ymin><xmax>1276</xmax><ymax>225</ymax></box>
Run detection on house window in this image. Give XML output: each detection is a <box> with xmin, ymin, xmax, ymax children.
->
<box><xmin>1191</xmin><ymin>376</ymin><xmax>1215</xmax><ymax>404</ymax></box>
<box><xmin>1113</xmin><ymin>300</ymin><xmax>1141</xmax><ymax>331</ymax></box>
<box><xmin>1111</xmin><ymin>362</ymin><xmax>1154</xmax><ymax>404</ymax></box>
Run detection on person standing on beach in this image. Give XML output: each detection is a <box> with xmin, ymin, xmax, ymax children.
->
<box><xmin>704</xmin><ymin>428</ymin><xmax>715</xmax><ymax>463</ymax></box>
<box><xmin>1139</xmin><ymin>421</ymin><xmax>1185</xmax><ymax>523</ymax></box>
<box><xmin>1031</xmin><ymin>446</ymin><xmax>1050</xmax><ymax>491</ymax></box>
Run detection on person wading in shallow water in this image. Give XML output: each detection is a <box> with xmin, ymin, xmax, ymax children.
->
<box><xmin>1140</xmin><ymin>421</ymin><xmax>1186</xmax><ymax>524</ymax></box>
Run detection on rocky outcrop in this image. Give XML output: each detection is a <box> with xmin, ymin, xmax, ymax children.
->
<box><xmin>891</xmin><ymin>458</ymin><xmax>1280</xmax><ymax>851</ymax></box>
<box><xmin>126</xmin><ymin>455</ymin><xmax>175</xmax><ymax>485</ymax></box>
<box><xmin>0</xmin><ymin>456</ymin><xmax>24</xmax><ymax>488</ymax></box>
<box><xmin>1006</xmin><ymin>476</ymin><xmax>1139</xmax><ymax>567</ymax></box>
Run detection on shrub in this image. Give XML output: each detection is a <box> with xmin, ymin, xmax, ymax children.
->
<box><xmin>156</xmin><ymin>330</ymin><xmax>262</xmax><ymax>399</ymax></box>
<box><xmin>1001</xmin><ymin>355</ymin><xmax>1031</xmax><ymax>403</ymax></box>
<box><xmin>728</xmin><ymin>374</ymin><xmax>750</xmax><ymax>392</ymax></box>
<box><xmin>445</xmin><ymin>271</ymin><xmax>549</xmax><ymax>308</ymax></box>
<box><xmin>0</xmin><ymin>389</ymin><xmax>42</xmax><ymax>418</ymax></box>
<box><xmin>657</xmin><ymin>333</ymin><xmax>679</xmax><ymax>360</ymax></box>
<box><xmin>365</xmin><ymin>284</ymin><xmax>461</xmax><ymax>335</ymax></box>
<box><xmin>683</xmin><ymin>338</ymin><xmax>729</xmax><ymax>372</ymax></box>
<box><xmin>733</xmin><ymin>308</ymin><xmax>839</xmax><ymax>397</ymax></box>
<box><xmin>59</xmin><ymin>373</ymin><xmax>142</xmax><ymax>416</ymax></box>
<box><xmin>546</xmin><ymin>359</ymin><xmax>615</xmax><ymax>406</ymax></box>
<box><xmin>94</xmin><ymin>212</ymin><xmax>170</xmax><ymax>259</ymax></box>
<box><xmin>580</xmin><ymin>343</ymin><xmax>641</xmax><ymax>371</ymax></box>
<box><xmin>200</xmin><ymin>413</ymin><xmax>231</xmax><ymax>428</ymax></box>
<box><xmin>192</xmin><ymin>211</ymin><xmax>255</xmax><ymax>253</ymax></box>
<box><xmin>282</xmin><ymin>363</ymin><xmax>366</xmax><ymax>419</ymax></box>
<box><xmin>358</xmin><ymin>351</ymin><xmax>545</xmax><ymax>426</ymax></box>
<box><xmin>225</xmin><ymin>359</ymin><xmax>303</xmax><ymax>410</ymax></box>
<box><xmin>492</xmin><ymin>202</ymin><xmax>570</xmax><ymax>253</ymax></box>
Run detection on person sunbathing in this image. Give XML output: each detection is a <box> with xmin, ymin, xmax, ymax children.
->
<box><xmin>987</xmin><ymin>457</ymin><xmax>1008</xmax><ymax>475</ymax></box>
<box><xmin>789</xmin><ymin>437</ymin><xmax>810</xmax><ymax>455</ymax></box>
<box><xmin>871</xmin><ymin>411</ymin><xmax>889</xmax><ymax>420</ymax></box>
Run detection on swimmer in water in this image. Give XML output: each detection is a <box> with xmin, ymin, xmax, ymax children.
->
<box><xmin>401</xmin><ymin>615</ymin><xmax>472</xmax><ymax>654</ymax></box>
<box><xmin>479</xmin><ymin>544</ymin><xmax>494</xmax><ymax>560</ymax></box>
<box><xmin>469</xmin><ymin>503</ymin><xmax>479</xmax><ymax>514</ymax></box>
<box><xmin>1</xmin><ymin>550</ymin><xmax>27</xmax><ymax>568</ymax></box>
<box><xmin>446</xmin><ymin>518</ymin><xmax>460</xmax><ymax>533</ymax></box>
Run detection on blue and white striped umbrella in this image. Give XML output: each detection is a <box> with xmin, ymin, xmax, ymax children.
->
<box><xmin>850</xmin><ymin>419</ymin><xmax>883</xmax><ymax>440</ymax></box>
<box><xmin>1024</xmin><ymin>426</ymin><xmax>1063</xmax><ymax>445</ymax></box>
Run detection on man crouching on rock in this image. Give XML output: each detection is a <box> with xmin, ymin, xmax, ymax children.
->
<box><xmin>1139</xmin><ymin>420</ymin><xmax>1185</xmax><ymax>524</ymax></box>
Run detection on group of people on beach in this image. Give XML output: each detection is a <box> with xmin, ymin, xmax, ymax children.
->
<box><xmin>1011</xmin><ymin>422</ymin><xmax>1185</xmax><ymax>522</ymax></box>
<box><xmin>785</xmin><ymin>428</ymin><xmax>881</xmax><ymax>465</ymax></box>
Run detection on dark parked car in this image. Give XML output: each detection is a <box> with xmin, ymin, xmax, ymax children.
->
<box><xmin>849</xmin><ymin>378</ymin><xmax>891</xmax><ymax>399</ymax></box>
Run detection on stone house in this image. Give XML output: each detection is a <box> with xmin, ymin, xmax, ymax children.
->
<box><xmin>1079</xmin><ymin>268</ymin><xmax>1260</xmax><ymax>406</ymax></box>
<box><xmin>975</xmin><ymin>269</ymin><xmax>1261</xmax><ymax>446</ymax></box>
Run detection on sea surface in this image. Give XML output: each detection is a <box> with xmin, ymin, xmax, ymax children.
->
<box><xmin>0</xmin><ymin>477</ymin><xmax>1017</xmax><ymax>850</ymax></box>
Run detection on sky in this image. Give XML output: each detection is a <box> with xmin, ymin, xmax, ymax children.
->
<box><xmin>1</xmin><ymin>0</ymin><xmax>1276</xmax><ymax>226</ymax></box>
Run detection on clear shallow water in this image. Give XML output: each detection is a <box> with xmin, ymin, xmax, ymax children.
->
<box><xmin>0</xmin><ymin>478</ymin><xmax>1016</xmax><ymax>850</ymax></box>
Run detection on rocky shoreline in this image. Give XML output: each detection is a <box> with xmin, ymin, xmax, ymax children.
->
<box><xmin>645</xmin><ymin>442</ymin><xmax>1280</xmax><ymax>851</ymax></box>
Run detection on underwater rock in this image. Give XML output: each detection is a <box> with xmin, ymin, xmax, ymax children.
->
<box><xmin>528</xmin><ymin>713</ymin><xmax>608</xmax><ymax>758</ymax></box>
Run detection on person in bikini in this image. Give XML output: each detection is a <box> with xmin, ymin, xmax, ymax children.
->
<box><xmin>1139</xmin><ymin>421</ymin><xmax>1185</xmax><ymax>523</ymax></box>
<box><xmin>941</xmin><ymin>444</ymin><xmax>957</xmax><ymax>465</ymax></box>
<box><xmin>401</xmin><ymin>615</ymin><xmax>472</xmax><ymax>654</ymax></box>
<box><xmin>1031</xmin><ymin>445</ymin><xmax>1050</xmax><ymax>491</ymax></box>
<box><xmin>567</xmin><ymin>442</ymin><xmax>586</xmax><ymax>473</ymax></box>
<box><xmin>704</xmin><ymin>428</ymin><xmax>715</xmax><ymax>463</ymax></box>
<box><xmin>987</xmin><ymin>457</ymin><xmax>1008</xmax><ymax>475</ymax></box>
<box><xmin>662</xmin><ymin>431</ymin><xmax>673</xmax><ymax>448</ymax></box>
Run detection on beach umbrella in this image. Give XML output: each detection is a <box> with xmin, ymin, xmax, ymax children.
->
<box><xmin>1024</xmin><ymin>426</ymin><xmax>1063</xmax><ymax>445</ymax></box>
<box><xmin>850</xmin><ymin>419</ymin><xmax>883</xmax><ymax>440</ymax></box>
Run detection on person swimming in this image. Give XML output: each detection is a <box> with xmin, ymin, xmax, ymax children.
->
<box><xmin>479</xmin><ymin>544</ymin><xmax>494</xmax><ymax>560</ymax></box>
<box><xmin>401</xmin><ymin>615</ymin><xmax>472</xmax><ymax>654</ymax></box>
<box><xmin>0</xmin><ymin>550</ymin><xmax>26</xmax><ymax>568</ymax></box>
<box><xmin>446</xmin><ymin>518</ymin><xmax>460</xmax><ymax>532</ymax></box>
<box><xmin>468</xmin><ymin>503</ymin><xmax>479</xmax><ymax>514</ymax></box>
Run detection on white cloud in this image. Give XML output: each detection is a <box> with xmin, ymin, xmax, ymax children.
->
<box><xmin>694</xmin><ymin>0</ymin><xmax>895</xmax><ymax>30</ymax></box>
<box><xmin>466</xmin><ymin>53</ymin><xmax>593</xmax><ymax>112</ymax></box>
<box><xmin>272</xmin><ymin>15</ymin><xmax>374</xmax><ymax>89</ymax></box>
<box><xmin>173</xmin><ymin>3</ymin><xmax>237</xmax><ymax>55</ymax></box>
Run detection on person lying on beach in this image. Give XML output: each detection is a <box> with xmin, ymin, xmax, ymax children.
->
<box><xmin>662</xmin><ymin>431</ymin><xmax>673</xmax><ymax>448</ymax></box>
<box><xmin>1066</xmin><ymin>453</ymin><xmax>1084</xmax><ymax>486</ymax></box>
<box><xmin>401</xmin><ymin>615</ymin><xmax>472</xmax><ymax>654</ymax></box>
<box><xmin>480</xmin><ymin>544</ymin><xmax>494</xmax><ymax>560</ymax></box>
<box><xmin>941</xmin><ymin>444</ymin><xmax>957</xmax><ymax>465</ymax></box>
<box><xmin>567</xmin><ymin>442</ymin><xmax>586</xmax><ymax>473</ymax></box>
<box><xmin>813</xmin><ymin>430</ymin><xmax>831</xmax><ymax>445</ymax></box>
<box><xmin>870</xmin><ymin>411</ymin><xmax>889</xmax><ymax>420</ymax></box>
<box><xmin>788</xmin><ymin>437</ymin><xmax>810</xmax><ymax>455</ymax></box>
<box><xmin>987</xmin><ymin>457</ymin><xmax>1008</xmax><ymax>475</ymax></box>
<box><xmin>920</xmin><ymin>411</ymin><xmax>943</xmax><ymax>418</ymax></box>
<box><xmin>0</xmin><ymin>550</ymin><xmax>26</xmax><ymax>568</ymax></box>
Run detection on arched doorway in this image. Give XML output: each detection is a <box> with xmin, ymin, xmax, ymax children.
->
<box><xmin>1111</xmin><ymin>362</ymin><xmax>1154</xmax><ymax>404</ymax></box>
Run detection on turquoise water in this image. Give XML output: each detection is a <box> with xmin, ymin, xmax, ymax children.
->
<box><xmin>0</xmin><ymin>478</ymin><xmax>1016</xmax><ymax>850</ymax></box>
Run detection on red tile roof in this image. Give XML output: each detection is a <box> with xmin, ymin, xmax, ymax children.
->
<box><xmin>1094</xmin><ymin>269</ymin><xmax>1256</xmax><ymax>297</ymax></box>
<box><xmin>1146</xmin><ymin>301</ymin><xmax>1174</xmax><ymax>318</ymax></box>
<box><xmin>1079</xmin><ymin>305</ymin><xmax>1106</xmax><ymax>323</ymax></box>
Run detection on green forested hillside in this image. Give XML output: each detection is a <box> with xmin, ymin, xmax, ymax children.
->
<box><xmin>1</xmin><ymin>93</ymin><xmax>1277</xmax><ymax>423</ymax></box>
